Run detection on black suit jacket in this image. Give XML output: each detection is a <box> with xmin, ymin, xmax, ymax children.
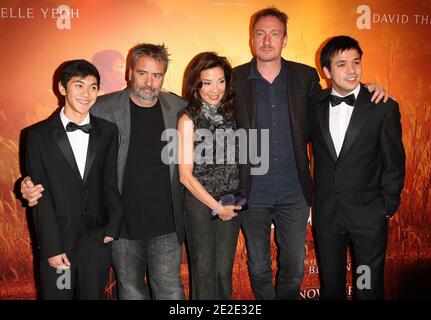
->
<box><xmin>233</xmin><ymin>59</ymin><xmax>322</xmax><ymax>205</ymax></box>
<box><xmin>25</xmin><ymin>112</ymin><xmax>123</xmax><ymax>260</ymax></box>
<box><xmin>308</xmin><ymin>85</ymin><xmax>405</xmax><ymax>229</ymax></box>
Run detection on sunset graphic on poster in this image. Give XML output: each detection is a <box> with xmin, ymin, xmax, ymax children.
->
<box><xmin>0</xmin><ymin>0</ymin><xmax>429</xmax><ymax>299</ymax></box>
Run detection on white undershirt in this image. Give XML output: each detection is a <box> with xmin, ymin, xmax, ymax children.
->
<box><xmin>329</xmin><ymin>85</ymin><xmax>360</xmax><ymax>157</ymax></box>
<box><xmin>60</xmin><ymin>108</ymin><xmax>90</xmax><ymax>178</ymax></box>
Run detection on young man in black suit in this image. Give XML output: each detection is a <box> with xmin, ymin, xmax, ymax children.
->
<box><xmin>25</xmin><ymin>60</ymin><xmax>123</xmax><ymax>299</ymax></box>
<box><xmin>308</xmin><ymin>36</ymin><xmax>405</xmax><ymax>299</ymax></box>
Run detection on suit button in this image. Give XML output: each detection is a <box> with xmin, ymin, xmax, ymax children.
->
<box><xmin>336</xmin><ymin>166</ymin><xmax>343</xmax><ymax>172</ymax></box>
<box><xmin>335</xmin><ymin>189</ymin><xmax>340</xmax><ymax>194</ymax></box>
<box><xmin>82</xmin><ymin>209</ymin><xmax>88</xmax><ymax>216</ymax></box>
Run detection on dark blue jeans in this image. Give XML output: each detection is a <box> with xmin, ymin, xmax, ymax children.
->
<box><xmin>242</xmin><ymin>200</ymin><xmax>309</xmax><ymax>300</ymax></box>
<box><xmin>111</xmin><ymin>232</ymin><xmax>185</xmax><ymax>300</ymax></box>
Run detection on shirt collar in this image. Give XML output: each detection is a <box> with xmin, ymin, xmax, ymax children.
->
<box><xmin>60</xmin><ymin>107</ymin><xmax>90</xmax><ymax>130</ymax></box>
<box><xmin>248</xmin><ymin>58</ymin><xmax>287</xmax><ymax>81</ymax></box>
<box><xmin>248</xmin><ymin>59</ymin><xmax>260</xmax><ymax>80</ymax></box>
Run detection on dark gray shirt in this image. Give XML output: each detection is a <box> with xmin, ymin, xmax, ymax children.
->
<box><xmin>248</xmin><ymin>59</ymin><xmax>303</xmax><ymax>205</ymax></box>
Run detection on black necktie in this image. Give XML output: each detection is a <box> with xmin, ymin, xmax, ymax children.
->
<box><xmin>66</xmin><ymin>122</ymin><xmax>92</xmax><ymax>134</ymax></box>
<box><xmin>329</xmin><ymin>94</ymin><xmax>355</xmax><ymax>107</ymax></box>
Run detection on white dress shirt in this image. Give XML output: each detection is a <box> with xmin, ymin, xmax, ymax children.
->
<box><xmin>329</xmin><ymin>85</ymin><xmax>360</xmax><ymax>157</ymax></box>
<box><xmin>60</xmin><ymin>108</ymin><xmax>90</xmax><ymax>178</ymax></box>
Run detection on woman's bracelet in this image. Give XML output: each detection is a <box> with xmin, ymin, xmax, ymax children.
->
<box><xmin>210</xmin><ymin>202</ymin><xmax>223</xmax><ymax>219</ymax></box>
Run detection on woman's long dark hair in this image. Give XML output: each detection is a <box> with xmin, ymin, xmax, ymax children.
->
<box><xmin>181</xmin><ymin>52</ymin><xmax>235</xmax><ymax>123</ymax></box>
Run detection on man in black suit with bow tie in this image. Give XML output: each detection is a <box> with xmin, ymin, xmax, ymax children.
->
<box><xmin>308</xmin><ymin>36</ymin><xmax>405</xmax><ymax>299</ymax></box>
<box><xmin>25</xmin><ymin>60</ymin><xmax>123</xmax><ymax>299</ymax></box>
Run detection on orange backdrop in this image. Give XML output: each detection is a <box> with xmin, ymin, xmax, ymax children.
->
<box><xmin>0</xmin><ymin>0</ymin><xmax>430</xmax><ymax>299</ymax></box>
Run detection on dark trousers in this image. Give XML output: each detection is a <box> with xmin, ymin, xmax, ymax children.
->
<box><xmin>184</xmin><ymin>191</ymin><xmax>241</xmax><ymax>300</ymax></box>
<box><xmin>315</xmin><ymin>204</ymin><xmax>388</xmax><ymax>300</ymax></box>
<box><xmin>39</xmin><ymin>234</ymin><xmax>111</xmax><ymax>300</ymax></box>
<box><xmin>242</xmin><ymin>199</ymin><xmax>309</xmax><ymax>300</ymax></box>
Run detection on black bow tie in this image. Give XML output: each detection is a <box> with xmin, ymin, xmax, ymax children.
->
<box><xmin>329</xmin><ymin>94</ymin><xmax>355</xmax><ymax>107</ymax></box>
<box><xmin>66</xmin><ymin>122</ymin><xmax>92</xmax><ymax>134</ymax></box>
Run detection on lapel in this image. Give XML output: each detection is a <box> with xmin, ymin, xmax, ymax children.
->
<box><xmin>245</xmin><ymin>78</ymin><xmax>256</xmax><ymax>129</ymax></box>
<box><xmin>159</xmin><ymin>93</ymin><xmax>176</xmax><ymax>180</ymax></box>
<box><xmin>337</xmin><ymin>85</ymin><xmax>370</xmax><ymax>160</ymax></box>
<box><xmin>244</xmin><ymin>61</ymin><xmax>257</xmax><ymax>129</ymax></box>
<box><xmin>50</xmin><ymin>113</ymin><xmax>82</xmax><ymax>182</ymax></box>
<box><xmin>112</xmin><ymin>88</ymin><xmax>131</xmax><ymax>152</ymax></box>
<box><xmin>285</xmin><ymin>61</ymin><xmax>301</xmax><ymax>138</ymax></box>
<box><xmin>82</xmin><ymin>115</ymin><xmax>100</xmax><ymax>183</ymax></box>
<box><xmin>317</xmin><ymin>90</ymin><xmax>338</xmax><ymax>162</ymax></box>
<box><xmin>108</xmin><ymin>88</ymin><xmax>131</xmax><ymax>192</ymax></box>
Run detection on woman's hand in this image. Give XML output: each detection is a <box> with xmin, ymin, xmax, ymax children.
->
<box><xmin>217</xmin><ymin>205</ymin><xmax>241</xmax><ymax>221</ymax></box>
